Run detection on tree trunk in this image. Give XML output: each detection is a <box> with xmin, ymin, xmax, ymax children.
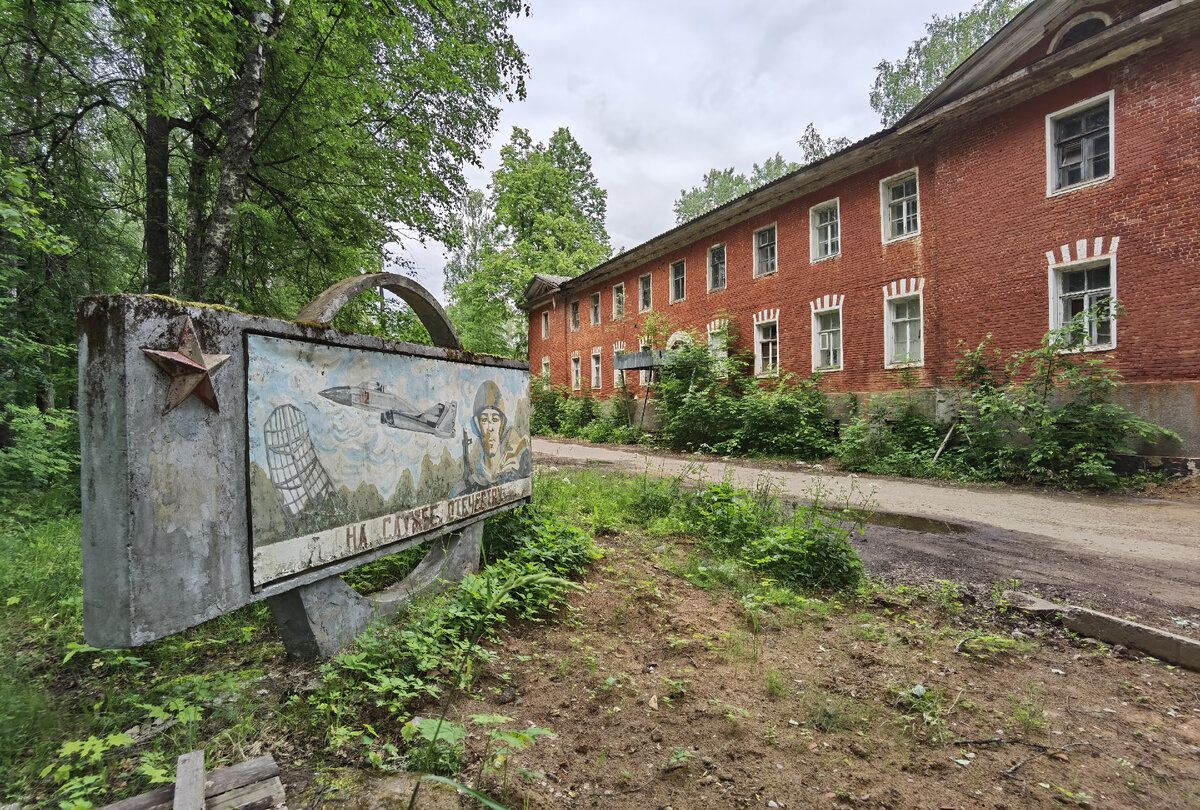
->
<box><xmin>196</xmin><ymin>1</ymin><xmax>287</xmax><ymax>298</ymax></box>
<box><xmin>184</xmin><ymin>115</ymin><xmax>214</xmax><ymax>292</ymax></box>
<box><xmin>144</xmin><ymin>49</ymin><xmax>172</xmax><ymax>294</ymax></box>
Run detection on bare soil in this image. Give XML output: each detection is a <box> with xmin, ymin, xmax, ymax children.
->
<box><xmin>532</xmin><ymin>440</ymin><xmax>1200</xmax><ymax>641</ymax></box>
<box><xmin>370</xmin><ymin>530</ymin><xmax>1200</xmax><ymax>810</ymax></box>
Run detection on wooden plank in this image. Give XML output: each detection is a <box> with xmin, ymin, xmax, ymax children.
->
<box><xmin>100</xmin><ymin>756</ymin><xmax>280</xmax><ymax>810</ymax></box>
<box><xmin>208</xmin><ymin>777</ymin><xmax>286</xmax><ymax>810</ymax></box>
<box><xmin>173</xmin><ymin>751</ymin><xmax>205</xmax><ymax>810</ymax></box>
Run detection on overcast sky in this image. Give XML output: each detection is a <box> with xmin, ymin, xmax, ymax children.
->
<box><xmin>398</xmin><ymin>0</ymin><xmax>978</xmax><ymax>301</ymax></box>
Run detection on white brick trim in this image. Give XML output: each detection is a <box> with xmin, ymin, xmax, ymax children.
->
<box><xmin>706</xmin><ymin>318</ymin><xmax>728</xmax><ymax>335</ymax></box>
<box><xmin>753</xmin><ymin>308</ymin><xmax>779</xmax><ymax>325</ymax></box>
<box><xmin>881</xmin><ymin>278</ymin><xmax>924</xmax><ymax>299</ymax></box>
<box><xmin>1045</xmin><ymin>236</ymin><xmax>1119</xmax><ymax>351</ymax></box>
<box><xmin>809</xmin><ymin>294</ymin><xmax>844</xmax><ymax>313</ymax></box>
<box><xmin>1047</xmin><ymin>235</ymin><xmax>1120</xmax><ymax>267</ymax></box>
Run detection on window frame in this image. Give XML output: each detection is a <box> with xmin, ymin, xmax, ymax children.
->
<box><xmin>540</xmin><ymin>311</ymin><xmax>549</xmax><ymax>339</ymax></box>
<box><xmin>590</xmin><ymin>292</ymin><xmax>601</xmax><ymax>326</ymax></box>
<box><xmin>1048</xmin><ymin>256</ymin><xmax>1117</xmax><ymax>351</ymax></box>
<box><xmin>590</xmin><ymin>351</ymin><xmax>602</xmax><ymax>390</ymax></box>
<box><xmin>670</xmin><ymin>260</ymin><xmax>686</xmax><ymax>303</ymax></box>
<box><xmin>884</xmin><ymin>293</ymin><xmax>924</xmax><ymax>368</ymax></box>
<box><xmin>638</xmin><ymin>274</ymin><xmax>652</xmax><ymax>312</ymax></box>
<box><xmin>569</xmin><ymin>301</ymin><xmax>580</xmax><ymax>332</ymax></box>
<box><xmin>753</xmin><ymin>224</ymin><xmax>778</xmax><ymax>278</ymax></box>
<box><xmin>810</xmin><ymin>199</ymin><xmax>841</xmax><ymax>263</ymax></box>
<box><xmin>1046</xmin><ymin>91</ymin><xmax>1114</xmax><ymax>197</ymax></box>
<box><xmin>880</xmin><ymin>169</ymin><xmax>920</xmax><ymax>244</ymax></box>
<box><xmin>639</xmin><ymin>341</ymin><xmax>652</xmax><ymax>386</ymax></box>
<box><xmin>541</xmin><ymin>357</ymin><xmax>550</xmax><ymax>380</ymax></box>
<box><xmin>571</xmin><ymin>355</ymin><xmax>581</xmax><ymax>390</ymax></box>
<box><xmin>613</xmin><ymin>344</ymin><xmax>625</xmax><ymax>387</ymax></box>
<box><xmin>612</xmin><ymin>283</ymin><xmax>625</xmax><ymax>320</ymax></box>
<box><xmin>755</xmin><ymin>320</ymin><xmax>779</xmax><ymax>377</ymax></box>
<box><xmin>811</xmin><ymin>304</ymin><xmax>843</xmax><ymax>373</ymax></box>
<box><xmin>708</xmin><ymin>243</ymin><xmax>727</xmax><ymax>292</ymax></box>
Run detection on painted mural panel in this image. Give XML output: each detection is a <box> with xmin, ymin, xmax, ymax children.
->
<box><xmin>246</xmin><ymin>334</ymin><xmax>531</xmax><ymax>585</ymax></box>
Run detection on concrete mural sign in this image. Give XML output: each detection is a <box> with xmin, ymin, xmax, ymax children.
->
<box><xmin>79</xmin><ymin>275</ymin><xmax>529</xmax><ymax>656</ymax></box>
<box><xmin>246</xmin><ymin>334</ymin><xmax>530</xmax><ymax>585</ymax></box>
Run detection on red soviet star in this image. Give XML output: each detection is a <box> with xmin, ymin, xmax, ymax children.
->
<box><xmin>141</xmin><ymin>316</ymin><xmax>231</xmax><ymax>414</ymax></box>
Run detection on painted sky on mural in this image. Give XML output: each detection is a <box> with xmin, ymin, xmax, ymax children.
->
<box><xmin>246</xmin><ymin>336</ymin><xmax>528</xmax><ymax>502</ymax></box>
<box><xmin>395</xmin><ymin>0</ymin><xmax>983</xmax><ymax>300</ymax></box>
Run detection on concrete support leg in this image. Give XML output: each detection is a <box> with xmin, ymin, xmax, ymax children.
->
<box><xmin>267</xmin><ymin>523</ymin><xmax>483</xmax><ymax>659</ymax></box>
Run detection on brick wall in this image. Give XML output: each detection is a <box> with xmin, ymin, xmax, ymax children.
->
<box><xmin>528</xmin><ymin>35</ymin><xmax>1200</xmax><ymax>410</ymax></box>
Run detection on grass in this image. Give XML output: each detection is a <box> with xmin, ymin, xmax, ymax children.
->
<box><xmin>8</xmin><ymin>464</ymin><xmax>1173</xmax><ymax>808</ymax></box>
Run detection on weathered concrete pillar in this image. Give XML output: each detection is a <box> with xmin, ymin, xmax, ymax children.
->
<box><xmin>267</xmin><ymin>523</ymin><xmax>483</xmax><ymax>658</ymax></box>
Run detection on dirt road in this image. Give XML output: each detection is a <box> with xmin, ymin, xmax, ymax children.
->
<box><xmin>533</xmin><ymin>438</ymin><xmax>1200</xmax><ymax>636</ymax></box>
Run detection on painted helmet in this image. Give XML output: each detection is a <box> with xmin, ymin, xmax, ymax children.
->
<box><xmin>473</xmin><ymin>381</ymin><xmax>506</xmax><ymax>429</ymax></box>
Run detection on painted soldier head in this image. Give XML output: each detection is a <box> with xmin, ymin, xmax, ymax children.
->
<box><xmin>472</xmin><ymin>381</ymin><xmax>507</xmax><ymax>457</ymax></box>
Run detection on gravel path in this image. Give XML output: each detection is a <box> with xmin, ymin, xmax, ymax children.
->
<box><xmin>533</xmin><ymin>438</ymin><xmax>1200</xmax><ymax>633</ymax></box>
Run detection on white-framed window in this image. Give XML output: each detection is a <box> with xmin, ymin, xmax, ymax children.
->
<box><xmin>571</xmin><ymin>355</ymin><xmax>581</xmax><ymax>390</ymax></box>
<box><xmin>1047</xmin><ymin>92</ymin><xmax>1113</xmax><ymax>196</ymax></box>
<box><xmin>613</xmin><ymin>342</ymin><xmax>626</xmax><ymax>387</ymax></box>
<box><xmin>881</xmin><ymin>169</ymin><xmax>919</xmax><ymax>243</ymax></box>
<box><xmin>886</xmin><ymin>302</ymin><xmax>921</xmax><ymax>366</ymax></box>
<box><xmin>569</xmin><ymin>301</ymin><xmax>580</xmax><ymax>331</ymax></box>
<box><xmin>883</xmin><ymin>278</ymin><xmax>924</xmax><ymax>367</ymax></box>
<box><xmin>591</xmin><ymin>350</ymin><xmax>602</xmax><ymax>389</ymax></box>
<box><xmin>638</xmin><ymin>274</ymin><xmax>652</xmax><ymax>312</ymax></box>
<box><xmin>590</xmin><ymin>292</ymin><xmax>601</xmax><ymax>326</ymax></box>
<box><xmin>1051</xmin><ymin>259</ymin><xmax>1115</xmax><ymax>349</ymax></box>
<box><xmin>541</xmin><ymin>356</ymin><xmax>550</xmax><ymax>380</ymax></box>
<box><xmin>708</xmin><ymin>244</ymin><xmax>726</xmax><ymax>291</ymax></box>
<box><xmin>612</xmin><ymin>283</ymin><xmax>625</xmax><ymax>320</ymax></box>
<box><xmin>810</xmin><ymin>199</ymin><xmax>840</xmax><ymax>262</ymax></box>
<box><xmin>753</xmin><ymin>225</ymin><xmax>777</xmax><ymax>277</ymax></box>
<box><xmin>670</xmin><ymin>260</ymin><xmax>686</xmax><ymax>303</ymax></box>
<box><xmin>639</xmin><ymin>340</ymin><xmax>652</xmax><ymax>386</ymax></box>
<box><xmin>540</xmin><ymin>311</ymin><xmax>549</xmax><ymax>339</ymax></box>
<box><xmin>755</xmin><ymin>320</ymin><xmax>779</xmax><ymax>376</ymax></box>
<box><xmin>810</xmin><ymin>295</ymin><xmax>843</xmax><ymax>372</ymax></box>
<box><xmin>707</xmin><ymin>319</ymin><xmax>729</xmax><ymax>378</ymax></box>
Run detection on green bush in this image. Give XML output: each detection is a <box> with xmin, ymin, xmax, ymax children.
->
<box><xmin>835</xmin><ymin>396</ymin><xmax>943</xmax><ymax>478</ymax></box>
<box><xmin>654</xmin><ymin>327</ymin><xmax>836</xmax><ymax>459</ymax></box>
<box><xmin>946</xmin><ymin>318</ymin><xmax>1178</xmax><ymax>489</ymax></box>
<box><xmin>743</xmin><ymin>521</ymin><xmax>864</xmax><ymax>590</ymax></box>
<box><xmin>678</xmin><ymin>479</ymin><xmax>781</xmax><ymax>556</ymax></box>
<box><xmin>483</xmin><ymin>505</ymin><xmax>600</xmax><ymax>578</ymax></box>
<box><xmin>0</xmin><ymin>405</ymin><xmax>80</xmax><ymax>507</ymax></box>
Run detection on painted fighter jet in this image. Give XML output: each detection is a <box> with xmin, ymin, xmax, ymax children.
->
<box><xmin>318</xmin><ymin>381</ymin><xmax>457</xmax><ymax>439</ymax></box>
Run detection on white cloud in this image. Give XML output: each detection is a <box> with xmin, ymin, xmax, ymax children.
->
<box><xmin>397</xmin><ymin>0</ymin><xmax>977</xmax><ymax>301</ymax></box>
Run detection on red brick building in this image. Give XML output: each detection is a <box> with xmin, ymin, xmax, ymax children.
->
<box><xmin>523</xmin><ymin>0</ymin><xmax>1200</xmax><ymax>457</ymax></box>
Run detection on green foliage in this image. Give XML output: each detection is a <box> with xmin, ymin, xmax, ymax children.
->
<box><xmin>654</xmin><ymin>328</ymin><xmax>837</xmax><ymax>459</ymax></box>
<box><xmin>834</xmin><ymin>306</ymin><xmax>1174</xmax><ymax>490</ymax></box>
<box><xmin>678</xmin><ymin>477</ymin><xmax>783</xmax><ymax>556</ymax></box>
<box><xmin>0</xmin><ymin>0</ymin><xmax>530</xmax><ymax>429</ymax></box>
<box><xmin>744</xmin><ymin>520</ymin><xmax>864</xmax><ymax>591</ymax></box>
<box><xmin>445</xmin><ymin>127</ymin><xmax>611</xmax><ymax>357</ymax></box>
<box><xmin>677</xmin><ymin>476</ymin><xmax>866</xmax><ymax>593</ymax></box>
<box><xmin>796</xmin><ymin>122</ymin><xmax>852</xmax><ymax>164</ymax></box>
<box><xmin>673</xmin><ymin>153</ymin><xmax>800</xmax><ymax>224</ymax></box>
<box><xmin>0</xmin><ymin>405</ymin><xmax>80</xmax><ymax>506</ymax></box>
<box><xmin>834</xmin><ymin>394</ymin><xmax>945</xmax><ymax>478</ymax></box>
<box><xmin>870</xmin><ymin>0</ymin><xmax>1028</xmax><ymax>125</ymax></box>
<box><xmin>529</xmin><ymin>379</ymin><xmax>641</xmax><ymax>443</ymax></box>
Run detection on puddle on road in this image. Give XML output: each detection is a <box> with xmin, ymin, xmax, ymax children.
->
<box><xmin>865</xmin><ymin>511</ymin><xmax>973</xmax><ymax>534</ymax></box>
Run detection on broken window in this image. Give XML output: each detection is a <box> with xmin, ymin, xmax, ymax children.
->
<box><xmin>1053</xmin><ymin>100</ymin><xmax>1110</xmax><ymax>191</ymax></box>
